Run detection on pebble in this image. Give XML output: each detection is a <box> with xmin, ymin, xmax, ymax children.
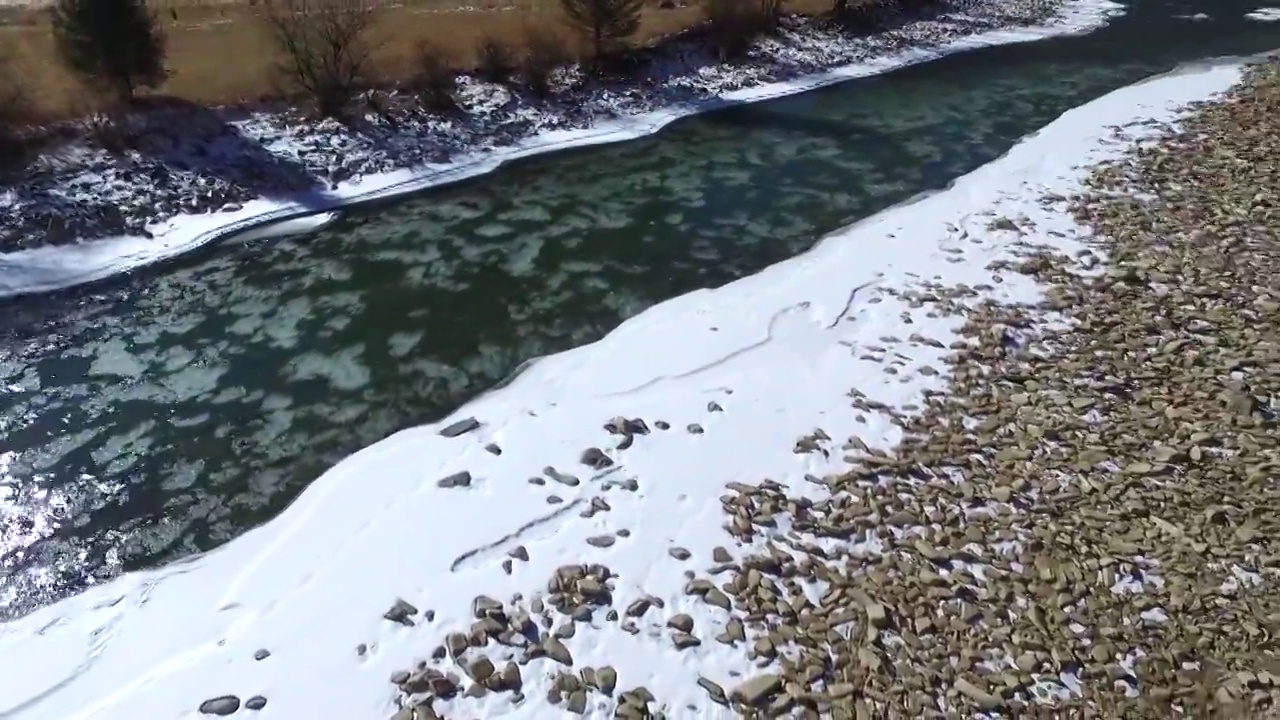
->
<box><xmin>198</xmin><ymin>696</ymin><xmax>241</xmax><ymax>716</ymax></box>
<box><xmin>580</xmin><ymin>447</ymin><xmax>613</xmax><ymax>469</ymax></box>
<box><xmin>439</xmin><ymin>417</ymin><xmax>481</xmax><ymax>438</ymax></box>
<box><xmin>436</xmin><ymin>471</ymin><xmax>472</xmax><ymax>489</ymax></box>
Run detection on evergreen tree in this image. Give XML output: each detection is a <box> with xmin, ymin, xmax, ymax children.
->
<box><xmin>559</xmin><ymin>0</ymin><xmax>644</xmax><ymax>68</ymax></box>
<box><xmin>50</xmin><ymin>0</ymin><xmax>167</xmax><ymax>104</ymax></box>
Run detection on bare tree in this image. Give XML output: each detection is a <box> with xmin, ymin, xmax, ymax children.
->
<box><xmin>264</xmin><ymin>0</ymin><xmax>378</xmax><ymax>119</ymax></box>
<box><xmin>414</xmin><ymin>43</ymin><xmax>457</xmax><ymax>112</ymax></box>
<box><xmin>475</xmin><ymin>35</ymin><xmax>516</xmax><ymax>84</ymax></box>
<box><xmin>559</xmin><ymin>0</ymin><xmax>644</xmax><ymax>69</ymax></box>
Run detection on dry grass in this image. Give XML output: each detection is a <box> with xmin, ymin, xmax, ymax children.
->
<box><xmin>0</xmin><ymin>0</ymin><xmax>833</xmax><ymax>118</ymax></box>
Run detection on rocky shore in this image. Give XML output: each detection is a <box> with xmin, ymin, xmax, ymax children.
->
<box><xmin>0</xmin><ymin>0</ymin><xmax>1069</xmax><ymax>253</ymax></box>
<box><xmin>350</xmin><ymin>60</ymin><xmax>1280</xmax><ymax>718</ymax></box>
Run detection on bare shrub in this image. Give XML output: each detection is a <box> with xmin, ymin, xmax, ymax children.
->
<box><xmin>559</xmin><ymin>0</ymin><xmax>643</xmax><ymax>70</ymax></box>
<box><xmin>0</xmin><ymin>50</ymin><xmax>34</xmax><ymax>166</ymax></box>
<box><xmin>758</xmin><ymin>0</ymin><xmax>783</xmax><ymax>28</ymax></box>
<box><xmin>703</xmin><ymin>0</ymin><xmax>769</xmax><ymax>60</ymax></box>
<box><xmin>264</xmin><ymin>0</ymin><xmax>378</xmax><ymax>119</ymax></box>
<box><xmin>414</xmin><ymin>43</ymin><xmax>457</xmax><ymax>112</ymax></box>
<box><xmin>475</xmin><ymin>35</ymin><xmax>515</xmax><ymax>84</ymax></box>
<box><xmin>834</xmin><ymin>0</ymin><xmax>887</xmax><ymax>28</ymax></box>
<box><xmin>521</xmin><ymin>27</ymin><xmax>568</xmax><ymax>98</ymax></box>
<box><xmin>83</xmin><ymin>109</ymin><xmax>132</xmax><ymax>155</ymax></box>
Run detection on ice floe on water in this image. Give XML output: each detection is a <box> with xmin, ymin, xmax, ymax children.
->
<box><xmin>0</xmin><ymin>0</ymin><xmax>1123</xmax><ymax>301</ymax></box>
<box><xmin>0</xmin><ymin>55</ymin><xmax>1246</xmax><ymax>720</ymax></box>
<box><xmin>1247</xmin><ymin>7</ymin><xmax>1280</xmax><ymax>21</ymax></box>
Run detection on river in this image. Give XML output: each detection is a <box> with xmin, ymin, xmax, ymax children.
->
<box><xmin>1</xmin><ymin>0</ymin><xmax>1278</xmax><ymax>618</ymax></box>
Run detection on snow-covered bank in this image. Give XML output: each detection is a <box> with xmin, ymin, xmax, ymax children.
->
<box><xmin>1247</xmin><ymin>7</ymin><xmax>1280</xmax><ymax>21</ymax></box>
<box><xmin>0</xmin><ymin>0</ymin><xmax>1121</xmax><ymax>301</ymax></box>
<box><xmin>0</xmin><ymin>54</ymin><xmax>1246</xmax><ymax>720</ymax></box>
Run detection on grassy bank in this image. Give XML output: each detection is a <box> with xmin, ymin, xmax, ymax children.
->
<box><xmin>1</xmin><ymin>0</ymin><xmax>838</xmax><ymax>120</ymax></box>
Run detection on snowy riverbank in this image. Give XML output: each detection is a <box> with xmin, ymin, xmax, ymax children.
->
<box><xmin>0</xmin><ymin>0</ymin><xmax>1122</xmax><ymax>301</ymax></box>
<box><xmin>0</xmin><ymin>55</ymin><xmax>1250</xmax><ymax>720</ymax></box>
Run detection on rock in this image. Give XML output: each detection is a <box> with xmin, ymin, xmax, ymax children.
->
<box><xmin>596</xmin><ymin>665</ymin><xmax>618</xmax><ymax>695</ymax></box>
<box><xmin>687</xmin><ymin>423</ymin><xmax>704</xmax><ymax>434</ymax></box>
<box><xmin>384</xmin><ymin>598</ymin><xmax>419</xmax><ymax>625</ymax></box>
<box><xmin>698</xmin><ymin>677</ymin><xmax>729</xmax><ymax>705</ymax></box>
<box><xmin>543</xmin><ymin>636</ymin><xmax>573</xmax><ymax>665</ymax></box>
<box><xmin>253</xmin><ymin>648</ymin><xmax>270</xmax><ymax>661</ymax></box>
<box><xmin>244</xmin><ymin>696</ymin><xmax>267</xmax><ymax>711</ymax></box>
<box><xmin>566</xmin><ymin>688</ymin><xmax>588</xmax><ymax>714</ymax></box>
<box><xmin>439</xmin><ymin>417</ymin><xmax>481</xmax><ymax>437</ymax></box>
<box><xmin>626</xmin><ymin>598</ymin><xmax>651</xmax><ymax>617</ymax></box>
<box><xmin>953</xmin><ymin>678</ymin><xmax>1002</xmax><ymax>710</ymax></box>
<box><xmin>671</xmin><ymin>632</ymin><xmax>701</xmax><ymax>650</ymax></box>
<box><xmin>701</xmin><ymin>587</ymin><xmax>732</xmax><ymax>611</ymax></box>
<box><xmin>586</xmin><ymin>534</ymin><xmax>616</xmax><ymax>548</ymax></box>
<box><xmin>198</xmin><ymin>696</ymin><xmax>241</xmax><ymax>716</ymax></box>
<box><xmin>544</xmin><ymin>466</ymin><xmax>580</xmax><ymax>486</ymax></box>
<box><xmin>437</xmin><ymin>471</ymin><xmax>472</xmax><ymax>489</ymax></box>
<box><xmin>732</xmin><ymin>674</ymin><xmax>782</xmax><ymax>706</ymax></box>
<box><xmin>666</xmin><ymin>613</ymin><xmax>694</xmax><ymax>632</ymax></box>
<box><xmin>500</xmin><ymin>661</ymin><xmax>522</xmax><ymax>692</ymax></box>
<box><xmin>580</xmin><ymin>447</ymin><xmax>613</xmax><ymax>469</ymax></box>
<box><xmin>466</xmin><ymin>656</ymin><xmax>496</xmax><ymax>683</ymax></box>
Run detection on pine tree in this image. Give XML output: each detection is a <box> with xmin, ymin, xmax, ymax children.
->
<box><xmin>50</xmin><ymin>0</ymin><xmax>167</xmax><ymax>105</ymax></box>
<box><xmin>559</xmin><ymin>0</ymin><xmax>644</xmax><ymax>68</ymax></box>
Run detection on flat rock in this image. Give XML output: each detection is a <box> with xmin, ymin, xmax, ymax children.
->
<box><xmin>439</xmin><ymin>417</ymin><xmax>481</xmax><ymax>437</ymax></box>
<box><xmin>437</xmin><ymin>471</ymin><xmax>473</xmax><ymax>489</ymax></box>
<box><xmin>198</xmin><ymin>696</ymin><xmax>241</xmax><ymax>716</ymax></box>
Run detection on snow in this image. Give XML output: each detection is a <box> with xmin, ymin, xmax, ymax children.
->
<box><xmin>0</xmin><ymin>0</ymin><xmax>1123</xmax><ymax>301</ymax></box>
<box><xmin>0</xmin><ymin>55</ymin><xmax>1246</xmax><ymax>720</ymax></box>
<box><xmin>1246</xmin><ymin>7</ymin><xmax>1280</xmax><ymax>21</ymax></box>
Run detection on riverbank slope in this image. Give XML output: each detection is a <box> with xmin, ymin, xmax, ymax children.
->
<box><xmin>0</xmin><ymin>0</ymin><xmax>1119</xmax><ymax>300</ymax></box>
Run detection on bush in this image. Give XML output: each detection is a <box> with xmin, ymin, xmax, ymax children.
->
<box><xmin>559</xmin><ymin>0</ymin><xmax>643</xmax><ymax>70</ymax></box>
<box><xmin>50</xmin><ymin>0</ymin><xmax>167</xmax><ymax>104</ymax></box>
<box><xmin>703</xmin><ymin>0</ymin><xmax>770</xmax><ymax>60</ymax></box>
<box><xmin>521</xmin><ymin>28</ymin><xmax>568</xmax><ymax>98</ymax></box>
<box><xmin>759</xmin><ymin>0</ymin><xmax>783</xmax><ymax>28</ymax></box>
<box><xmin>264</xmin><ymin>0</ymin><xmax>378</xmax><ymax>119</ymax></box>
<box><xmin>833</xmin><ymin>0</ymin><xmax>878</xmax><ymax>28</ymax></box>
<box><xmin>415</xmin><ymin>43</ymin><xmax>457</xmax><ymax>112</ymax></box>
<box><xmin>0</xmin><ymin>50</ymin><xmax>33</xmax><ymax>165</ymax></box>
<box><xmin>475</xmin><ymin>36</ymin><xmax>516</xmax><ymax>84</ymax></box>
